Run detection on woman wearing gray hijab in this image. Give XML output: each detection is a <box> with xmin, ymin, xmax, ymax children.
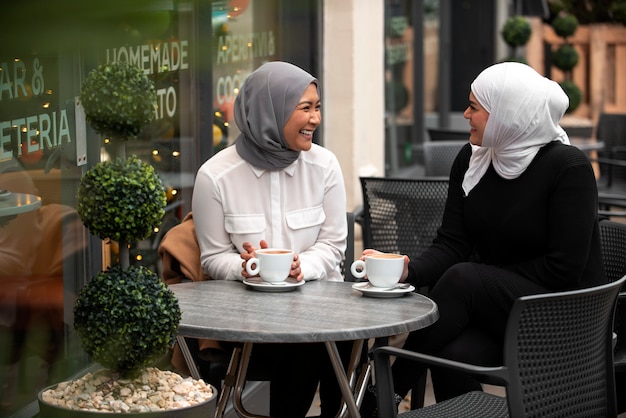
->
<box><xmin>360</xmin><ymin>62</ymin><xmax>605</xmax><ymax>416</ymax></box>
<box><xmin>193</xmin><ymin>61</ymin><xmax>349</xmax><ymax>417</ymax></box>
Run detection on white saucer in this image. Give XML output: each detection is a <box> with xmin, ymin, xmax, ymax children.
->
<box><xmin>351</xmin><ymin>282</ymin><xmax>415</xmax><ymax>298</ymax></box>
<box><xmin>243</xmin><ymin>278</ymin><xmax>305</xmax><ymax>292</ymax></box>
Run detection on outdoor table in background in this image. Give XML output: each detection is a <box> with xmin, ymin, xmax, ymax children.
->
<box><xmin>0</xmin><ymin>192</ymin><xmax>42</xmax><ymax>227</ymax></box>
<box><xmin>569</xmin><ymin>136</ymin><xmax>604</xmax><ymax>152</ymax></box>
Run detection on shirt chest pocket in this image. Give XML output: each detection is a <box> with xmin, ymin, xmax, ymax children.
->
<box><xmin>225</xmin><ymin>214</ymin><xmax>266</xmax><ymax>250</ymax></box>
<box><xmin>285</xmin><ymin>206</ymin><xmax>325</xmax><ymax>247</ymax></box>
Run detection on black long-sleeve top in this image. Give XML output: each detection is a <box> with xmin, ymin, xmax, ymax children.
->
<box><xmin>407</xmin><ymin>141</ymin><xmax>606</xmax><ymax>291</ymax></box>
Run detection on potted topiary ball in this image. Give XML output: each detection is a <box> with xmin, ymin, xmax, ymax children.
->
<box><xmin>552</xmin><ymin>13</ymin><xmax>578</xmax><ymax>39</ymax></box>
<box><xmin>552</xmin><ymin>44</ymin><xmax>579</xmax><ymax>72</ymax></box>
<box><xmin>37</xmin><ymin>62</ymin><xmax>216</xmax><ymax>417</ymax></box>
<box><xmin>73</xmin><ymin>264</ymin><xmax>181</xmax><ymax>378</ymax></box>
<box><xmin>80</xmin><ymin>61</ymin><xmax>157</xmax><ymax>142</ymax></box>
<box><xmin>501</xmin><ymin>16</ymin><xmax>532</xmax><ymax>63</ymax></box>
<box><xmin>77</xmin><ymin>155</ymin><xmax>167</xmax><ymax>267</ymax></box>
<box><xmin>501</xmin><ymin>16</ymin><xmax>532</xmax><ymax>48</ymax></box>
<box><xmin>559</xmin><ymin>80</ymin><xmax>583</xmax><ymax>114</ymax></box>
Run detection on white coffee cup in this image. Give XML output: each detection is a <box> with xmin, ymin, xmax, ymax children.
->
<box><xmin>350</xmin><ymin>253</ymin><xmax>404</xmax><ymax>288</ymax></box>
<box><xmin>245</xmin><ymin>249</ymin><xmax>294</xmax><ymax>283</ymax></box>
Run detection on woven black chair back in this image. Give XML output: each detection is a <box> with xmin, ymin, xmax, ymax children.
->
<box><xmin>504</xmin><ymin>278</ymin><xmax>622</xmax><ymax>417</ymax></box>
<box><xmin>359</xmin><ymin>177</ymin><xmax>448</xmax><ymax>259</ymax></box>
<box><xmin>422</xmin><ymin>141</ymin><xmax>466</xmax><ymax>177</ymax></box>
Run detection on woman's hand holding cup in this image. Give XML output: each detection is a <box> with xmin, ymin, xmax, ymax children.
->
<box><xmin>241</xmin><ymin>241</ymin><xmax>303</xmax><ymax>282</ymax></box>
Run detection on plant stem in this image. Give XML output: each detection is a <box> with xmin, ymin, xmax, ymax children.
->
<box><xmin>119</xmin><ymin>239</ymin><xmax>130</xmax><ymax>269</ymax></box>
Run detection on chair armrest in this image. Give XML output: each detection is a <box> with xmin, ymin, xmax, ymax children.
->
<box><xmin>374</xmin><ymin>346</ymin><xmax>509</xmax><ymax>386</ymax></box>
<box><xmin>372</xmin><ymin>346</ymin><xmax>509</xmax><ymax>418</ymax></box>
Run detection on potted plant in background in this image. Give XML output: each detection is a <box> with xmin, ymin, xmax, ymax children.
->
<box><xmin>501</xmin><ymin>15</ymin><xmax>532</xmax><ymax>63</ymax></box>
<box><xmin>37</xmin><ymin>61</ymin><xmax>216</xmax><ymax>416</ymax></box>
<box><xmin>550</xmin><ymin>12</ymin><xmax>582</xmax><ymax>113</ymax></box>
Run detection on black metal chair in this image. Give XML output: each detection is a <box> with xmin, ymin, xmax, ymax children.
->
<box><xmin>372</xmin><ymin>276</ymin><xmax>626</xmax><ymax>418</ymax></box>
<box><xmin>599</xmin><ymin>219</ymin><xmax>626</xmax><ymax>384</ymax></box>
<box><xmin>357</xmin><ymin>177</ymin><xmax>449</xmax><ymax>260</ymax></box>
<box><xmin>426</xmin><ymin>128</ymin><xmax>469</xmax><ymax>142</ymax></box>
<box><xmin>422</xmin><ymin>141</ymin><xmax>466</xmax><ymax>177</ymax></box>
<box><xmin>590</xmin><ymin>113</ymin><xmax>626</xmax><ymax>217</ymax></box>
<box><xmin>356</xmin><ymin>177</ymin><xmax>449</xmax><ymax>409</ymax></box>
<box><xmin>595</xmin><ymin>112</ymin><xmax>626</xmax><ymax>190</ymax></box>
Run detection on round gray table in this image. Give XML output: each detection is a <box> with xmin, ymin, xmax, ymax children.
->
<box><xmin>171</xmin><ymin>280</ymin><xmax>439</xmax><ymax>418</ymax></box>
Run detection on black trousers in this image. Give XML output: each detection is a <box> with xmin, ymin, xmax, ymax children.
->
<box><xmin>392</xmin><ymin>262</ymin><xmax>547</xmax><ymax>403</ymax></box>
<box><xmin>250</xmin><ymin>340</ymin><xmax>354</xmax><ymax>418</ymax></box>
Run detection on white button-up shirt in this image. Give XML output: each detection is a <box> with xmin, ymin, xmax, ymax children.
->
<box><xmin>192</xmin><ymin>144</ymin><xmax>347</xmax><ymax>282</ymax></box>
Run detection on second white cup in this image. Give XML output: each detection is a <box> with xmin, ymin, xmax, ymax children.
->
<box><xmin>350</xmin><ymin>253</ymin><xmax>404</xmax><ymax>288</ymax></box>
<box><xmin>245</xmin><ymin>249</ymin><xmax>294</xmax><ymax>283</ymax></box>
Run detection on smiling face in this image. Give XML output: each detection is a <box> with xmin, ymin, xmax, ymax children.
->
<box><xmin>463</xmin><ymin>92</ymin><xmax>489</xmax><ymax>146</ymax></box>
<box><xmin>283</xmin><ymin>83</ymin><xmax>321</xmax><ymax>152</ymax></box>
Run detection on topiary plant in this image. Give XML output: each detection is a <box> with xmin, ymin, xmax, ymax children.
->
<box><xmin>552</xmin><ymin>44</ymin><xmax>579</xmax><ymax>71</ymax></box>
<box><xmin>80</xmin><ymin>61</ymin><xmax>157</xmax><ymax>141</ymax></box>
<box><xmin>550</xmin><ymin>12</ymin><xmax>581</xmax><ymax>113</ymax></box>
<box><xmin>77</xmin><ymin>63</ymin><xmax>170</xmax><ymax>375</ymax></box>
<box><xmin>552</xmin><ymin>13</ymin><xmax>578</xmax><ymax>38</ymax></box>
<box><xmin>77</xmin><ymin>155</ymin><xmax>166</xmax><ymax>246</ymax></box>
<box><xmin>501</xmin><ymin>16</ymin><xmax>532</xmax><ymax>48</ymax></box>
<box><xmin>38</xmin><ymin>59</ymin><xmax>210</xmax><ymax>416</ymax></box>
<box><xmin>73</xmin><ymin>264</ymin><xmax>181</xmax><ymax>378</ymax></box>
<box><xmin>559</xmin><ymin>80</ymin><xmax>583</xmax><ymax>113</ymax></box>
<box><xmin>501</xmin><ymin>16</ymin><xmax>532</xmax><ymax>63</ymax></box>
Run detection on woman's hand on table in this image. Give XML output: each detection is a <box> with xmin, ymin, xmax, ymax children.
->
<box><xmin>240</xmin><ymin>240</ymin><xmax>303</xmax><ymax>281</ymax></box>
<box><xmin>360</xmin><ymin>249</ymin><xmax>411</xmax><ymax>282</ymax></box>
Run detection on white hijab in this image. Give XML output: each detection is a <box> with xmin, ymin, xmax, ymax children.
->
<box><xmin>462</xmin><ymin>62</ymin><xmax>570</xmax><ymax>195</ymax></box>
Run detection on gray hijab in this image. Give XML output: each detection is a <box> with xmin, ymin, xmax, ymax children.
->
<box><xmin>234</xmin><ymin>61</ymin><xmax>318</xmax><ymax>169</ymax></box>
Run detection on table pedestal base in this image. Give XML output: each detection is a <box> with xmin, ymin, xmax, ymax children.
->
<box><xmin>178</xmin><ymin>336</ymin><xmax>370</xmax><ymax>418</ymax></box>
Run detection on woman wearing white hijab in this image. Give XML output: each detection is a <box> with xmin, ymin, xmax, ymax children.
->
<box><xmin>360</xmin><ymin>62</ymin><xmax>604</xmax><ymax>415</ymax></box>
<box><xmin>193</xmin><ymin>61</ymin><xmax>349</xmax><ymax>417</ymax></box>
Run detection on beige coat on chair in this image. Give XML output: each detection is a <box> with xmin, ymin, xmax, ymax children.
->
<box><xmin>158</xmin><ymin>212</ymin><xmax>223</xmax><ymax>374</ymax></box>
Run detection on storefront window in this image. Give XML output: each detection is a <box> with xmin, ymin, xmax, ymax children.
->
<box><xmin>103</xmin><ymin>4</ymin><xmax>196</xmax><ymax>275</ymax></box>
<box><xmin>0</xmin><ymin>2</ymin><xmax>194</xmax><ymax>414</ymax></box>
<box><xmin>384</xmin><ymin>0</ymin><xmax>440</xmax><ymax>176</ymax></box>
<box><xmin>212</xmin><ymin>0</ymin><xmax>321</xmax><ymax>148</ymax></box>
<box><xmin>0</xmin><ymin>50</ymin><xmax>88</xmax><ymax>417</ymax></box>
<box><xmin>0</xmin><ymin>1</ymin><xmax>320</xmax><ymax>415</ymax></box>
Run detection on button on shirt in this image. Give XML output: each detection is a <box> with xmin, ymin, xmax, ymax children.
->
<box><xmin>192</xmin><ymin>144</ymin><xmax>347</xmax><ymax>282</ymax></box>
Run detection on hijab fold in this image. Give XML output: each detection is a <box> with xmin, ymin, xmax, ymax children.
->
<box><xmin>234</xmin><ymin>61</ymin><xmax>318</xmax><ymax>170</ymax></box>
<box><xmin>462</xmin><ymin>62</ymin><xmax>570</xmax><ymax>195</ymax></box>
